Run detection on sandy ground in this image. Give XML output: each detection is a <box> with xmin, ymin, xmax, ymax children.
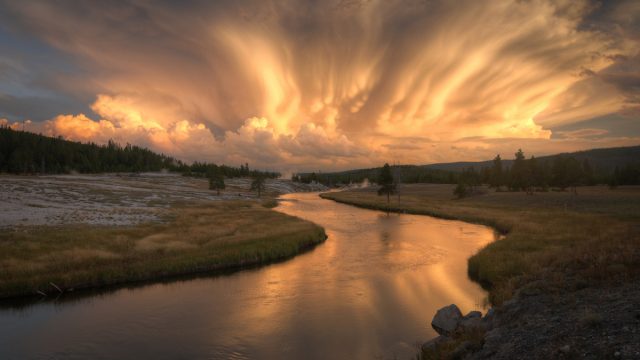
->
<box><xmin>0</xmin><ymin>173</ymin><xmax>326</xmax><ymax>228</ymax></box>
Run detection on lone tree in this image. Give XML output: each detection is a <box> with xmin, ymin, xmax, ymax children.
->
<box><xmin>490</xmin><ymin>154</ymin><xmax>503</xmax><ymax>190</ymax></box>
<box><xmin>209</xmin><ymin>173</ymin><xmax>225</xmax><ymax>195</ymax></box>
<box><xmin>393</xmin><ymin>164</ymin><xmax>402</xmax><ymax>202</ymax></box>
<box><xmin>377</xmin><ymin>163</ymin><xmax>396</xmax><ymax>204</ymax></box>
<box><xmin>453</xmin><ymin>181</ymin><xmax>468</xmax><ymax>199</ymax></box>
<box><xmin>251</xmin><ymin>174</ymin><xmax>266</xmax><ymax>197</ymax></box>
<box><xmin>509</xmin><ymin>149</ymin><xmax>527</xmax><ymax>191</ymax></box>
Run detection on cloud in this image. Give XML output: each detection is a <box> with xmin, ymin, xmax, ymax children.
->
<box><xmin>1</xmin><ymin>0</ymin><xmax>639</xmax><ymax>169</ymax></box>
<box><xmin>43</xmin><ymin>95</ymin><xmax>370</xmax><ymax>170</ymax></box>
<box><xmin>0</xmin><ymin>117</ymin><xmax>31</xmax><ymax>130</ymax></box>
<box><xmin>555</xmin><ymin>128</ymin><xmax>609</xmax><ymax>139</ymax></box>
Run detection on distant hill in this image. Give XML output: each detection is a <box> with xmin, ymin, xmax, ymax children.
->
<box><xmin>423</xmin><ymin>145</ymin><xmax>640</xmax><ymax>173</ymax></box>
<box><xmin>296</xmin><ymin>145</ymin><xmax>640</xmax><ymax>185</ymax></box>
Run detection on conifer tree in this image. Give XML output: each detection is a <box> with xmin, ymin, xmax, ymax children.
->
<box><xmin>377</xmin><ymin>163</ymin><xmax>396</xmax><ymax>204</ymax></box>
<box><xmin>251</xmin><ymin>174</ymin><xmax>266</xmax><ymax>197</ymax></box>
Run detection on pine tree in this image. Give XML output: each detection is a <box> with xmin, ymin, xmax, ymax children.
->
<box><xmin>209</xmin><ymin>173</ymin><xmax>225</xmax><ymax>195</ymax></box>
<box><xmin>490</xmin><ymin>154</ymin><xmax>503</xmax><ymax>190</ymax></box>
<box><xmin>582</xmin><ymin>159</ymin><xmax>594</xmax><ymax>185</ymax></box>
<box><xmin>377</xmin><ymin>163</ymin><xmax>396</xmax><ymax>204</ymax></box>
<box><xmin>251</xmin><ymin>174</ymin><xmax>266</xmax><ymax>197</ymax></box>
<box><xmin>509</xmin><ymin>149</ymin><xmax>527</xmax><ymax>191</ymax></box>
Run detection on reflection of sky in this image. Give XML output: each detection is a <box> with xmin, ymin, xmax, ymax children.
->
<box><xmin>0</xmin><ymin>193</ymin><xmax>496</xmax><ymax>359</ymax></box>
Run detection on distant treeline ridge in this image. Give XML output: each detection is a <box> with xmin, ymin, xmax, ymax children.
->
<box><xmin>0</xmin><ymin>127</ymin><xmax>280</xmax><ymax>178</ymax></box>
<box><xmin>294</xmin><ymin>147</ymin><xmax>640</xmax><ymax>187</ymax></box>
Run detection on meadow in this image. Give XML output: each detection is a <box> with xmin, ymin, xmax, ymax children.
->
<box><xmin>321</xmin><ymin>184</ymin><xmax>640</xmax><ymax>305</ymax></box>
<box><xmin>0</xmin><ymin>175</ymin><xmax>326</xmax><ymax>299</ymax></box>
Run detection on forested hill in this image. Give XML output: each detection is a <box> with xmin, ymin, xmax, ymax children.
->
<box><xmin>422</xmin><ymin>145</ymin><xmax>640</xmax><ymax>174</ymax></box>
<box><xmin>0</xmin><ymin>127</ymin><xmax>181</xmax><ymax>173</ymax></box>
<box><xmin>294</xmin><ymin>145</ymin><xmax>640</xmax><ymax>186</ymax></box>
<box><xmin>0</xmin><ymin>127</ymin><xmax>280</xmax><ymax>178</ymax></box>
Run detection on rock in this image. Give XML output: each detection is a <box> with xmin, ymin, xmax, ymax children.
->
<box><xmin>483</xmin><ymin>308</ymin><xmax>496</xmax><ymax>326</ymax></box>
<box><xmin>450</xmin><ymin>340</ymin><xmax>480</xmax><ymax>360</ymax></box>
<box><xmin>459</xmin><ymin>316</ymin><xmax>485</xmax><ymax>333</ymax></box>
<box><xmin>483</xmin><ymin>328</ymin><xmax>502</xmax><ymax>346</ymax></box>
<box><xmin>463</xmin><ymin>311</ymin><xmax>482</xmax><ymax>320</ymax></box>
<box><xmin>559</xmin><ymin>345</ymin><xmax>571</xmax><ymax>354</ymax></box>
<box><xmin>450</xmin><ymin>340</ymin><xmax>471</xmax><ymax>359</ymax></box>
<box><xmin>432</xmin><ymin>304</ymin><xmax>463</xmax><ymax>336</ymax></box>
<box><xmin>421</xmin><ymin>335</ymin><xmax>451</xmax><ymax>353</ymax></box>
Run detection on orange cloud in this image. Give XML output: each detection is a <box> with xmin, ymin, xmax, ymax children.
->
<box><xmin>47</xmin><ymin>114</ymin><xmax>115</xmax><ymax>141</ymax></box>
<box><xmin>3</xmin><ymin>0</ymin><xmax>639</xmax><ymax>170</ymax></box>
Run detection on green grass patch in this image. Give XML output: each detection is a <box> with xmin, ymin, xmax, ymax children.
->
<box><xmin>0</xmin><ymin>200</ymin><xmax>326</xmax><ymax>299</ymax></box>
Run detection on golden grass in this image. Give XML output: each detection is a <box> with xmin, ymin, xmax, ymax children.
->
<box><xmin>0</xmin><ymin>200</ymin><xmax>326</xmax><ymax>299</ymax></box>
<box><xmin>322</xmin><ymin>185</ymin><xmax>640</xmax><ymax>305</ymax></box>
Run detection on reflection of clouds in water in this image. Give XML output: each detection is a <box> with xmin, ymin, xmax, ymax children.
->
<box><xmin>0</xmin><ymin>192</ymin><xmax>497</xmax><ymax>359</ymax></box>
<box><xmin>377</xmin><ymin>212</ymin><xmax>402</xmax><ymax>243</ymax></box>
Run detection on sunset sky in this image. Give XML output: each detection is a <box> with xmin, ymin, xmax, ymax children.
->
<box><xmin>1</xmin><ymin>0</ymin><xmax>639</xmax><ymax>172</ymax></box>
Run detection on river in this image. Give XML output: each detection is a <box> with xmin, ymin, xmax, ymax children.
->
<box><xmin>0</xmin><ymin>192</ymin><xmax>496</xmax><ymax>359</ymax></box>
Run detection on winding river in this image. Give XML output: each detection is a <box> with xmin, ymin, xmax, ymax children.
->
<box><xmin>0</xmin><ymin>192</ymin><xmax>496</xmax><ymax>359</ymax></box>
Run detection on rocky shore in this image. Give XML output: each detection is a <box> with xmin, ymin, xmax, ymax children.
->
<box><xmin>421</xmin><ymin>281</ymin><xmax>640</xmax><ymax>359</ymax></box>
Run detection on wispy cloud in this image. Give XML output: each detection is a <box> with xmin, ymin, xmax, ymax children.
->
<box><xmin>0</xmin><ymin>0</ymin><xmax>638</xmax><ymax>169</ymax></box>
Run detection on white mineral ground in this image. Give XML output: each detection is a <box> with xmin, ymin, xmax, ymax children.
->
<box><xmin>0</xmin><ymin>173</ymin><xmax>327</xmax><ymax>228</ymax></box>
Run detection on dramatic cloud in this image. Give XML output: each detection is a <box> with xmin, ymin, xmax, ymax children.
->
<box><xmin>0</xmin><ymin>0</ymin><xmax>639</xmax><ymax>170</ymax></box>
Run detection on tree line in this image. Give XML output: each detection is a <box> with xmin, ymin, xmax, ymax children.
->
<box><xmin>454</xmin><ymin>149</ymin><xmax>639</xmax><ymax>197</ymax></box>
<box><xmin>292</xmin><ymin>166</ymin><xmax>454</xmax><ymax>186</ymax></box>
<box><xmin>179</xmin><ymin>161</ymin><xmax>279</xmax><ymax>180</ymax></box>
<box><xmin>0</xmin><ymin>127</ymin><xmax>281</xmax><ymax>181</ymax></box>
<box><xmin>369</xmin><ymin>149</ymin><xmax>640</xmax><ymax>201</ymax></box>
<box><xmin>0</xmin><ymin>126</ymin><xmax>179</xmax><ymax>173</ymax></box>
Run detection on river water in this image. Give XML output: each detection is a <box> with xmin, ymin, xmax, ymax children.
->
<box><xmin>0</xmin><ymin>192</ymin><xmax>496</xmax><ymax>359</ymax></box>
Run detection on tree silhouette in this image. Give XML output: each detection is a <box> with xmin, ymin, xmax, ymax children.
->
<box><xmin>490</xmin><ymin>154</ymin><xmax>503</xmax><ymax>190</ymax></box>
<box><xmin>454</xmin><ymin>181</ymin><xmax>468</xmax><ymax>199</ymax></box>
<box><xmin>251</xmin><ymin>175</ymin><xmax>266</xmax><ymax>197</ymax></box>
<box><xmin>377</xmin><ymin>163</ymin><xmax>396</xmax><ymax>204</ymax></box>
<box><xmin>209</xmin><ymin>173</ymin><xmax>225</xmax><ymax>195</ymax></box>
<box><xmin>509</xmin><ymin>149</ymin><xmax>527</xmax><ymax>191</ymax></box>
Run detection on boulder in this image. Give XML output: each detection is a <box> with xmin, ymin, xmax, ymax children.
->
<box><xmin>421</xmin><ymin>335</ymin><xmax>451</xmax><ymax>353</ymax></box>
<box><xmin>463</xmin><ymin>311</ymin><xmax>482</xmax><ymax>320</ymax></box>
<box><xmin>432</xmin><ymin>304</ymin><xmax>463</xmax><ymax>336</ymax></box>
<box><xmin>456</xmin><ymin>310</ymin><xmax>485</xmax><ymax>333</ymax></box>
<box><xmin>459</xmin><ymin>316</ymin><xmax>485</xmax><ymax>333</ymax></box>
<box><xmin>482</xmin><ymin>308</ymin><xmax>496</xmax><ymax>328</ymax></box>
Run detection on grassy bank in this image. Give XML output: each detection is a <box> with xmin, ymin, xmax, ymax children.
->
<box><xmin>0</xmin><ymin>200</ymin><xmax>326</xmax><ymax>299</ymax></box>
<box><xmin>321</xmin><ymin>185</ymin><xmax>640</xmax><ymax>305</ymax></box>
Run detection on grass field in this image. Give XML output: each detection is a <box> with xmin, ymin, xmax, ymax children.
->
<box><xmin>0</xmin><ymin>200</ymin><xmax>326</xmax><ymax>299</ymax></box>
<box><xmin>321</xmin><ymin>185</ymin><xmax>640</xmax><ymax>305</ymax></box>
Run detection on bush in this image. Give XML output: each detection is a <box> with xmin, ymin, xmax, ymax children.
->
<box><xmin>454</xmin><ymin>182</ymin><xmax>468</xmax><ymax>198</ymax></box>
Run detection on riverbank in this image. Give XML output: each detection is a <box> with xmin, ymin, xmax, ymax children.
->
<box><xmin>0</xmin><ymin>200</ymin><xmax>326</xmax><ymax>299</ymax></box>
<box><xmin>321</xmin><ymin>184</ymin><xmax>640</xmax><ymax>358</ymax></box>
<box><xmin>0</xmin><ymin>174</ymin><xmax>326</xmax><ymax>299</ymax></box>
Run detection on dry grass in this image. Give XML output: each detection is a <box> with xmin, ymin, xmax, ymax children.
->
<box><xmin>0</xmin><ymin>200</ymin><xmax>326</xmax><ymax>299</ymax></box>
<box><xmin>322</xmin><ymin>185</ymin><xmax>640</xmax><ymax>305</ymax></box>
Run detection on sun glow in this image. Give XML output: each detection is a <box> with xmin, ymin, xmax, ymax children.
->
<box><xmin>1</xmin><ymin>0</ymin><xmax>637</xmax><ymax>170</ymax></box>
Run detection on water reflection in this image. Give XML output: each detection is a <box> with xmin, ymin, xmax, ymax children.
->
<box><xmin>0</xmin><ymin>193</ymin><xmax>496</xmax><ymax>359</ymax></box>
